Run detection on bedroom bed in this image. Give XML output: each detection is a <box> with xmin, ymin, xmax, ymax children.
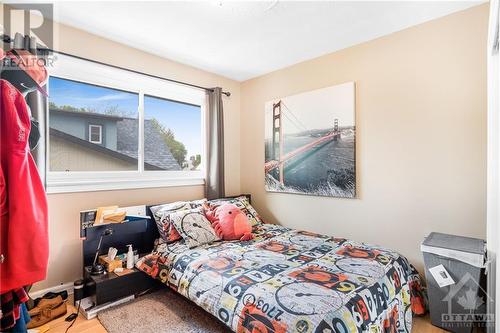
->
<box><xmin>136</xmin><ymin>198</ymin><xmax>426</xmax><ymax>333</ymax></box>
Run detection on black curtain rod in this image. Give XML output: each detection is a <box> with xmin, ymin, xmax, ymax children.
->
<box><xmin>47</xmin><ymin>49</ymin><xmax>231</xmax><ymax>97</ymax></box>
<box><xmin>1</xmin><ymin>34</ymin><xmax>230</xmax><ymax>97</ymax></box>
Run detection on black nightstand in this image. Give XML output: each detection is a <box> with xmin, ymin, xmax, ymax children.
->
<box><xmin>80</xmin><ymin>216</ymin><xmax>161</xmax><ymax>306</ymax></box>
<box><xmin>83</xmin><ymin>266</ymin><xmax>160</xmax><ymax>306</ymax></box>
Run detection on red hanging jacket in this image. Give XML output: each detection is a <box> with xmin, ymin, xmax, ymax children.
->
<box><xmin>0</xmin><ymin>79</ymin><xmax>48</xmax><ymax>293</ymax></box>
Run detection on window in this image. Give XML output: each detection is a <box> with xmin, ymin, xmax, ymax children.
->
<box><xmin>88</xmin><ymin>125</ymin><xmax>102</xmax><ymax>144</ymax></box>
<box><xmin>144</xmin><ymin>95</ymin><xmax>202</xmax><ymax>171</ymax></box>
<box><xmin>48</xmin><ymin>77</ymin><xmax>139</xmax><ymax>172</ymax></box>
<box><xmin>47</xmin><ymin>54</ymin><xmax>206</xmax><ymax>193</ymax></box>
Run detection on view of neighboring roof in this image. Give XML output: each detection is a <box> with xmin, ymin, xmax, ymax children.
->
<box><xmin>49</xmin><ymin>128</ymin><xmax>164</xmax><ymax>170</ymax></box>
<box><xmin>50</xmin><ymin>107</ymin><xmax>126</xmax><ymax>120</ymax></box>
<box><xmin>49</xmin><ymin>108</ymin><xmax>181</xmax><ymax>171</ymax></box>
<box><xmin>117</xmin><ymin>118</ymin><xmax>181</xmax><ymax>171</ymax></box>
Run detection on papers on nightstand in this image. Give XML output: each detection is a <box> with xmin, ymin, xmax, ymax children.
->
<box><xmin>80</xmin><ymin>205</ymin><xmax>151</xmax><ymax>234</ymax></box>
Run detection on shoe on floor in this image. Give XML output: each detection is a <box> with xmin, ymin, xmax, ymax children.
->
<box><xmin>33</xmin><ymin>290</ymin><xmax>68</xmax><ymax>308</ymax></box>
<box><xmin>27</xmin><ymin>295</ymin><xmax>67</xmax><ymax>329</ymax></box>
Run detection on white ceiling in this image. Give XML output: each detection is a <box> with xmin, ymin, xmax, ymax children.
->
<box><xmin>51</xmin><ymin>1</ymin><xmax>484</xmax><ymax>81</ymax></box>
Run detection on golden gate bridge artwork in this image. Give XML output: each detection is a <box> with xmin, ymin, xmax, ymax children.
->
<box><xmin>264</xmin><ymin>82</ymin><xmax>356</xmax><ymax>198</ymax></box>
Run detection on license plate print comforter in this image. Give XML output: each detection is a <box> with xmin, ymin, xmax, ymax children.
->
<box><xmin>137</xmin><ymin>223</ymin><xmax>426</xmax><ymax>333</ymax></box>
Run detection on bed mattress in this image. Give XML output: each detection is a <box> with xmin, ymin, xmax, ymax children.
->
<box><xmin>137</xmin><ymin>223</ymin><xmax>425</xmax><ymax>333</ymax></box>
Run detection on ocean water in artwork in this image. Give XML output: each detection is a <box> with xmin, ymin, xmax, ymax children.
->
<box><xmin>264</xmin><ymin>82</ymin><xmax>356</xmax><ymax>198</ymax></box>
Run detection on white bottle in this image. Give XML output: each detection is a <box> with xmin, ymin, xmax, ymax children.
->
<box><xmin>126</xmin><ymin>244</ymin><xmax>134</xmax><ymax>269</ymax></box>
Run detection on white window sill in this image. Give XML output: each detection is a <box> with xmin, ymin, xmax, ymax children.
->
<box><xmin>46</xmin><ymin>177</ymin><xmax>205</xmax><ymax>194</ymax></box>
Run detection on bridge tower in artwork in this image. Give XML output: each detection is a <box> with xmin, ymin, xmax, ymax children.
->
<box><xmin>272</xmin><ymin>101</ymin><xmax>284</xmax><ymax>184</ymax></box>
<box><xmin>333</xmin><ymin>118</ymin><xmax>340</xmax><ymax>141</ymax></box>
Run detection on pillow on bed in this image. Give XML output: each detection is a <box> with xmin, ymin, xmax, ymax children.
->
<box><xmin>205</xmin><ymin>196</ymin><xmax>263</xmax><ymax>226</ymax></box>
<box><xmin>205</xmin><ymin>204</ymin><xmax>254</xmax><ymax>241</ymax></box>
<box><xmin>150</xmin><ymin>199</ymin><xmax>206</xmax><ymax>243</ymax></box>
<box><xmin>169</xmin><ymin>207</ymin><xmax>220</xmax><ymax>248</ymax></box>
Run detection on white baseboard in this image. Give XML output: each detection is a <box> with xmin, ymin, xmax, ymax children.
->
<box><xmin>29</xmin><ymin>282</ymin><xmax>74</xmax><ymax>299</ymax></box>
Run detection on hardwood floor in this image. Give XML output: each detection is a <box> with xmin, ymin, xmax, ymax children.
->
<box><xmin>40</xmin><ymin>304</ymin><xmax>446</xmax><ymax>333</ymax></box>
<box><xmin>412</xmin><ymin>315</ymin><xmax>448</xmax><ymax>333</ymax></box>
<box><xmin>39</xmin><ymin>304</ymin><xmax>105</xmax><ymax>333</ymax></box>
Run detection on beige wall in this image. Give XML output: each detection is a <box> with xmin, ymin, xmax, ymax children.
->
<box><xmin>35</xmin><ymin>20</ymin><xmax>241</xmax><ymax>291</ymax></box>
<box><xmin>240</xmin><ymin>4</ymin><xmax>488</xmax><ymax>273</ymax></box>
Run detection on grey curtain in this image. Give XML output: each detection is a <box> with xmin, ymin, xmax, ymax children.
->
<box><xmin>27</xmin><ymin>46</ymin><xmax>50</xmax><ymax>188</ymax></box>
<box><xmin>26</xmin><ymin>88</ymin><xmax>47</xmax><ymax>187</ymax></box>
<box><xmin>205</xmin><ymin>87</ymin><xmax>225</xmax><ymax>199</ymax></box>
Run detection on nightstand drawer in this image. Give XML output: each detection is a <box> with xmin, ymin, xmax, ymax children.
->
<box><xmin>84</xmin><ymin>266</ymin><xmax>159</xmax><ymax>305</ymax></box>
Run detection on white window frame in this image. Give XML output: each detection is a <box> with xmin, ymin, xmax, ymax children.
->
<box><xmin>88</xmin><ymin>124</ymin><xmax>102</xmax><ymax>144</ymax></box>
<box><xmin>46</xmin><ymin>54</ymin><xmax>207</xmax><ymax>194</ymax></box>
